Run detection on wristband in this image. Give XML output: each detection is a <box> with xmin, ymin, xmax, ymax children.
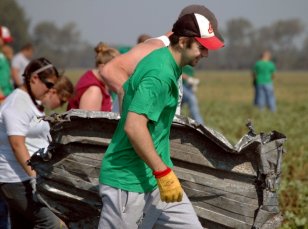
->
<box><xmin>153</xmin><ymin>167</ymin><xmax>171</xmax><ymax>178</ymax></box>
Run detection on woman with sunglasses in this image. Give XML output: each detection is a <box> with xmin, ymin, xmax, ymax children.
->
<box><xmin>0</xmin><ymin>57</ymin><xmax>66</xmax><ymax>228</ymax></box>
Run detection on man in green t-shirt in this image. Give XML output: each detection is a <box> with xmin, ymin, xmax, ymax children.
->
<box><xmin>98</xmin><ymin>6</ymin><xmax>224</xmax><ymax>229</ymax></box>
<box><xmin>252</xmin><ymin>50</ymin><xmax>277</xmax><ymax>112</ymax></box>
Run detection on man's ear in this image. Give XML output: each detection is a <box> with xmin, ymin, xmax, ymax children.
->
<box><xmin>179</xmin><ymin>37</ymin><xmax>191</xmax><ymax>50</ymax></box>
<box><xmin>178</xmin><ymin>37</ymin><xmax>186</xmax><ymax>49</ymax></box>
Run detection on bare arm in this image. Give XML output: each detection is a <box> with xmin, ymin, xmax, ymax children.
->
<box><xmin>99</xmin><ymin>38</ymin><xmax>166</xmax><ymax>113</ymax></box>
<box><xmin>100</xmin><ymin>38</ymin><xmax>166</xmax><ymax>92</ymax></box>
<box><xmin>8</xmin><ymin>135</ymin><xmax>36</xmax><ymax>177</ymax></box>
<box><xmin>79</xmin><ymin>86</ymin><xmax>103</xmax><ymax>111</ymax></box>
<box><xmin>100</xmin><ymin>59</ymin><xmax>128</xmax><ymax>113</ymax></box>
<box><xmin>99</xmin><ymin>60</ymin><xmax>128</xmax><ymax>95</ymax></box>
<box><xmin>124</xmin><ymin>112</ymin><xmax>167</xmax><ymax>172</ymax></box>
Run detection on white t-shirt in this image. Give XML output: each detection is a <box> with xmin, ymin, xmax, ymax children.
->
<box><xmin>0</xmin><ymin>89</ymin><xmax>50</xmax><ymax>183</ymax></box>
<box><xmin>12</xmin><ymin>53</ymin><xmax>30</xmax><ymax>85</ymax></box>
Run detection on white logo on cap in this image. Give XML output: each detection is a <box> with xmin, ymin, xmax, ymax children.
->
<box><xmin>208</xmin><ymin>23</ymin><xmax>213</xmax><ymax>34</ymax></box>
<box><xmin>194</xmin><ymin>13</ymin><xmax>215</xmax><ymax>38</ymax></box>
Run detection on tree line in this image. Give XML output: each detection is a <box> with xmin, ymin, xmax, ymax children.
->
<box><xmin>1</xmin><ymin>0</ymin><xmax>307</xmax><ymax>70</ymax></box>
<box><xmin>202</xmin><ymin>18</ymin><xmax>308</xmax><ymax>70</ymax></box>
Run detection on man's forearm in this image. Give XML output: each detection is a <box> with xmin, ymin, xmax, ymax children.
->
<box><xmin>124</xmin><ymin>112</ymin><xmax>167</xmax><ymax>172</ymax></box>
<box><xmin>125</xmin><ymin>112</ymin><xmax>183</xmax><ymax>203</ymax></box>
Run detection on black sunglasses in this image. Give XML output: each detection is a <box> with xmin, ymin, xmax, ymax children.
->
<box><xmin>39</xmin><ymin>77</ymin><xmax>54</xmax><ymax>89</ymax></box>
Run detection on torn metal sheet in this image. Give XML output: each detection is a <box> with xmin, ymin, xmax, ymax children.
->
<box><xmin>30</xmin><ymin>110</ymin><xmax>287</xmax><ymax>228</ymax></box>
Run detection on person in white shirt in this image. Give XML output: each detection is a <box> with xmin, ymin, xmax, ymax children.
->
<box><xmin>0</xmin><ymin>57</ymin><xmax>67</xmax><ymax>229</ymax></box>
<box><xmin>11</xmin><ymin>43</ymin><xmax>34</xmax><ymax>88</ymax></box>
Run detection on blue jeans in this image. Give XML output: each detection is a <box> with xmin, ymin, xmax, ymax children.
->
<box><xmin>255</xmin><ymin>84</ymin><xmax>276</xmax><ymax>112</ymax></box>
<box><xmin>0</xmin><ymin>196</ymin><xmax>8</xmax><ymax>229</ymax></box>
<box><xmin>182</xmin><ymin>84</ymin><xmax>204</xmax><ymax>124</ymax></box>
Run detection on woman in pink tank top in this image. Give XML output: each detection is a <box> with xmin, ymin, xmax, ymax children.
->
<box><xmin>67</xmin><ymin>42</ymin><xmax>119</xmax><ymax>111</ymax></box>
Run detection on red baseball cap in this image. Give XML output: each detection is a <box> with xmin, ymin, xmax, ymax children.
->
<box><xmin>0</xmin><ymin>26</ymin><xmax>13</xmax><ymax>43</ymax></box>
<box><xmin>172</xmin><ymin>13</ymin><xmax>224</xmax><ymax>50</ymax></box>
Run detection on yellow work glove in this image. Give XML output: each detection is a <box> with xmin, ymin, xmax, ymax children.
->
<box><xmin>153</xmin><ymin>167</ymin><xmax>183</xmax><ymax>203</ymax></box>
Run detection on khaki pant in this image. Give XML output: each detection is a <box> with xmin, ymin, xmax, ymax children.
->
<box><xmin>98</xmin><ymin>184</ymin><xmax>202</xmax><ymax>229</ymax></box>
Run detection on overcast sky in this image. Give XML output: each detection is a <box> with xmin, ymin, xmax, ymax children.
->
<box><xmin>17</xmin><ymin>0</ymin><xmax>308</xmax><ymax>46</ymax></box>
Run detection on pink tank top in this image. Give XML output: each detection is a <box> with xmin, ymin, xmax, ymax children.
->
<box><xmin>67</xmin><ymin>70</ymin><xmax>112</xmax><ymax>111</ymax></box>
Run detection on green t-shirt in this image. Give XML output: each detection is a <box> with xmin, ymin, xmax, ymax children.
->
<box><xmin>253</xmin><ymin>60</ymin><xmax>276</xmax><ymax>85</ymax></box>
<box><xmin>99</xmin><ymin>47</ymin><xmax>181</xmax><ymax>192</ymax></box>
<box><xmin>0</xmin><ymin>53</ymin><xmax>13</xmax><ymax>96</ymax></box>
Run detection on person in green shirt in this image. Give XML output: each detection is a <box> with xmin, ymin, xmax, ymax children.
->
<box><xmin>0</xmin><ymin>26</ymin><xmax>14</xmax><ymax>101</ymax></box>
<box><xmin>252</xmin><ymin>50</ymin><xmax>277</xmax><ymax>112</ymax></box>
<box><xmin>0</xmin><ymin>54</ymin><xmax>13</xmax><ymax>96</ymax></box>
<box><xmin>98</xmin><ymin>6</ymin><xmax>224</xmax><ymax>229</ymax></box>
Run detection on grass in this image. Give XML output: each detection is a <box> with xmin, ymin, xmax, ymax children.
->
<box><xmin>192</xmin><ymin>70</ymin><xmax>308</xmax><ymax>229</ymax></box>
<box><xmin>62</xmin><ymin>69</ymin><xmax>307</xmax><ymax>229</ymax></box>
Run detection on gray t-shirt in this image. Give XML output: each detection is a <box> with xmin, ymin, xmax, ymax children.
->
<box><xmin>0</xmin><ymin>89</ymin><xmax>49</xmax><ymax>182</ymax></box>
<box><xmin>12</xmin><ymin>53</ymin><xmax>30</xmax><ymax>85</ymax></box>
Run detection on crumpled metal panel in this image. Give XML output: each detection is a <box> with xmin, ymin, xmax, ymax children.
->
<box><xmin>30</xmin><ymin>109</ymin><xmax>287</xmax><ymax>229</ymax></box>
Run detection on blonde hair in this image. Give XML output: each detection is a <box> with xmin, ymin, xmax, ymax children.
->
<box><xmin>54</xmin><ymin>76</ymin><xmax>74</xmax><ymax>102</ymax></box>
<box><xmin>94</xmin><ymin>42</ymin><xmax>119</xmax><ymax>67</ymax></box>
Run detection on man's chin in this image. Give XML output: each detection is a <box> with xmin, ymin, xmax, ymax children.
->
<box><xmin>191</xmin><ymin>58</ymin><xmax>201</xmax><ymax>66</ymax></box>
